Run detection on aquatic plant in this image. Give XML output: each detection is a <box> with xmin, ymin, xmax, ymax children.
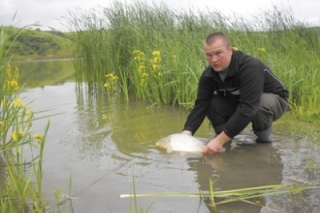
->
<box><xmin>120</xmin><ymin>183</ymin><xmax>320</xmax><ymax>212</ymax></box>
<box><xmin>104</xmin><ymin>73</ymin><xmax>119</xmax><ymax>91</ymax></box>
<box><xmin>129</xmin><ymin>175</ymin><xmax>153</xmax><ymax>213</ymax></box>
<box><xmin>0</xmin><ymin>26</ymin><xmax>65</xmax><ymax>213</ymax></box>
<box><xmin>0</xmin><ymin>62</ymin><xmax>49</xmax><ymax>212</ymax></box>
<box><xmin>66</xmin><ymin>1</ymin><xmax>320</xmax><ymax>123</ymax></box>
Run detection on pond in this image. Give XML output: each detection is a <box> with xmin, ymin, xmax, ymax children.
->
<box><xmin>13</xmin><ymin>59</ymin><xmax>320</xmax><ymax>213</ymax></box>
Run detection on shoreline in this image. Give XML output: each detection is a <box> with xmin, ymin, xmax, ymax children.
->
<box><xmin>12</xmin><ymin>57</ymin><xmax>75</xmax><ymax>63</ymax></box>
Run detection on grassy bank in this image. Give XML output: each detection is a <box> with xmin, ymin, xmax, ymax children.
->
<box><xmin>66</xmin><ymin>1</ymin><xmax>320</xmax><ymax>125</ymax></box>
<box><xmin>1</xmin><ymin>26</ymin><xmax>73</xmax><ymax>61</ymax></box>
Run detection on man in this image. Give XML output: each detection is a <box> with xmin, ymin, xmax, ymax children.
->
<box><xmin>182</xmin><ymin>32</ymin><xmax>289</xmax><ymax>154</ymax></box>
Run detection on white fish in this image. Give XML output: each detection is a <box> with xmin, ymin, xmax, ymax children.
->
<box><xmin>156</xmin><ymin>133</ymin><xmax>227</xmax><ymax>154</ymax></box>
<box><xmin>155</xmin><ymin>133</ymin><xmax>206</xmax><ymax>154</ymax></box>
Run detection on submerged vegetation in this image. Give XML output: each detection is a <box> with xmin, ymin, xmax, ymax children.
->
<box><xmin>66</xmin><ymin>1</ymin><xmax>320</xmax><ymax>127</ymax></box>
<box><xmin>121</xmin><ymin>182</ymin><xmax>320</xmax><ymax>212</ymax></box>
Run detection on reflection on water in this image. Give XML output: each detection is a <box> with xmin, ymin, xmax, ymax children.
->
<box><xmin>13</xmin><ymin>59</ymin><xmax>75</xmax><ymax>88</ymax></box>
<box><xmin>186</xmin><ymin>140</ymin><xmax>284</xmax><ymax>213</ymax></box>
<box><xmin>269</xmin><ymin>138</ymin><xmax>320</xmax><ymax>213</ymax></box>
<box><xmin>18</xmin><ymin>60</ymin><xmax>320</xmax><ymax>213</ymax></box>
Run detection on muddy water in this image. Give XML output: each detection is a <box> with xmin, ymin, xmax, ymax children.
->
<box><xmin>14</xmin><ymin>60</ymin><xmax>320</xmax><ymax>213</ymax></box>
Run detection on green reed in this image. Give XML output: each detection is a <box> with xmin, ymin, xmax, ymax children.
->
<box><xmin>67</xmin><ymin>0</ymin><xmax>320</xmax><ymax>122</ymax></box>
<box><xmin>0</xmin><ymin>27</ymin><xmax>61</xmax><ymax>212</ymax></box>
<box><xmin>121</xmin><ymin>182</ymin><xmax>320</xmax><ymax>212</ymax></box>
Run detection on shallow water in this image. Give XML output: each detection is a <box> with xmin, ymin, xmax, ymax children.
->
<box><xmin>13</xmin><ymin>60</ymin><xmax>320</xmax><ymax>213</ymax></box>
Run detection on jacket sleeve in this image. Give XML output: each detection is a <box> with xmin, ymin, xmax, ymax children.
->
<box><xmin>183</xmin><ymin>71</ymin><xmax>214</xmax><ymax>134</ymax></box>
<box><xmin>224</xmin><ymin>61</ymin><xmax>264</xmax><ymax>138</ymax></box>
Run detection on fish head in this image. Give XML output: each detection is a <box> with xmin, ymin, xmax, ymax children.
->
<box><xmin>155</xmin><ymin>137</ymin><xmax>172</xmax><ymax>150</ymax></box>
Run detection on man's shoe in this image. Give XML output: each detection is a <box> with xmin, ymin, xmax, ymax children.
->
<box><xmin>254</xmin><ymin>126</ymin><xmax>273</xmax><ymax>143</ymax></box>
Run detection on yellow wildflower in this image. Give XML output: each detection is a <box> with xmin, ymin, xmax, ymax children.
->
<box><xmin>12</xmin><ymin>98</ymin><xmax>25</xmax><ymax>108</ymax></box>
<box><xmin>232</xmin><ymin>46</ymin><xmax>238</xmax><ymax>50</ymax></box>
<box><xmin>138</xmin><ymin>54</ymin><xmax>145</xmax><ymax>63</ymax></box>
<box><xmin>133</xmin><ymin>50</ymin><xmax>140</xmax><ymax>55</ymax></box>
<box><xmin>4</xmin><ymin>65</ymin><xmax>20</xmax><ymax>91</ymax></box>
<box><xmin>34</xmin><ymin>133</ymin><xmax>44</xmax><ymax>144</ymax></box>
<box><xmin>34</xmin><ymin>133</ymin><xmax>43</xmax><ymax>141</ymax></box>
<box><xmin>11</xmin><ymin>131</ymin><xmax>18</xmax><ymax>141</ymax></box>
<box><xmin>258</xmin><ymin>47</ymin><xmax>265</xmax><ymax>52</ymax></box>
<box><xmin>10</xmin><ymin>80</ymin><xmax>18</xmax><ymax>87</ymax></box>
<box><xmin>140</xmin><ymin>78</ymin><xmax>145</xmax><ymax>86</ymax></box>
<box><xmin>25</xmin><ymin>106</ymin><xmax>33</xmax><ymax>124</ymax></box>
<box><xmin>152</xmin><ymin>51</ymin><xmax>161</xmax><ymax>57</ymax></box>
<box><xmin>6</xmin><ymin>65</ymin><xmax>12</xmax><ymax>78</ymax></box>
<box><xmin>104</xmin><ymin>83</ymin><xmax>110</xmax><ymax>89</ymax></box>
<box><xmin>152</xmin><ymin>64</ymin><xmax>161</xmax><ymax>70</ymax></box>
<box><xmin>28</xmin><ymin>112</ymin><xmax>33</xmax><ymax>124</ymax></box>
<box><xmin>105</xmin><ymin>73</ymin><xmax>115</xmax><ymax>78</ymax></box>
<box><xmin>11</xmin><ymin>130</ymin><xmax>25</xmax><ymax>141</ymax></box>
<box><xmin>152</xmin><ymin>57</ymin><xmax>161</xmax><ymax>64</ymax></box>
<box><xmin>138</xmin><ymin>65</ymin><xmax>145</xmax><ymax>73</ymax></box>
<box><xmin>105</xmin><ymin>73</ymin><xmax>119</xmax><ymax>81</ymax></box>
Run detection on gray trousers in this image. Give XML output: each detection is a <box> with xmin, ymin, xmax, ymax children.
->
<box><xmin>207</xmin><ymin>93</ymin><xmax>288</xmax><ymax>134</ymax></box>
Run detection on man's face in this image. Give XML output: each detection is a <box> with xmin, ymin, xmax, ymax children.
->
<box><xmin>203</xmin><ymin>39</ymin><xmax>233</xmax><ymax>72</ymax></box>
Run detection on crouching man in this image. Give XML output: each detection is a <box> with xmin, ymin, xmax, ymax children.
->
<box><xmin>182</xmin><ymin>32</ymin><xmax>289</xmax><ymax>154</ymax></box>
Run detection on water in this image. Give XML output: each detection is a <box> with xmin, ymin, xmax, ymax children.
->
<box><xmin>12</xmin><ymin>60</ymin><xmax>320</xmax><ymax>213</ymax></box>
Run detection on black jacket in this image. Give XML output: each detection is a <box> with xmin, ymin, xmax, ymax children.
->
<box><xmin>183</xmin><ymin>50</ymin><xmax>289</xmax><ymax>138</ymax></box>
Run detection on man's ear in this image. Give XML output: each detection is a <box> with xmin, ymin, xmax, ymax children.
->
<box><xmin>228</xmin><ymin>46</ymin><xmax>233</xmax><ymax>56</ymax></box>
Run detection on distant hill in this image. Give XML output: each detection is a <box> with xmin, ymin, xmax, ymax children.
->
<box><xmin>1</xmin><ymin>26</ymin><xmax>73</xmax><ymax>61</ymax></box>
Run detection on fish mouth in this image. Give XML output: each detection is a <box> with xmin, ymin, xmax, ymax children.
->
<box><xmin>155</xmin><ymin>142</ymin><xmax>163</xmax><ymax>149</ymax></box>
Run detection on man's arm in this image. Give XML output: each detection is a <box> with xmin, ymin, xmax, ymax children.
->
<box><xmin>203</xmin><ymin>131</ymin><xmax>230</xmax><ymax>154</ymax></box>
<box><xmin>182</xmin><ymin>70</ymin><xmax>214</xmax><ymax>134</ymax></box>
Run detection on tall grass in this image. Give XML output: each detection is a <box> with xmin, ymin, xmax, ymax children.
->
<box><xmin>66</xmin><ymin>0</ymin><xmax>320</xmax><ymax>120</ymax></box>
<box><xmin>0</xmin><ymin>27</ymin><xmax>55</xmax><ymax>212</ymax></box>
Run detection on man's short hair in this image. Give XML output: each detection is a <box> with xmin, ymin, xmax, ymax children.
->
<box><xmin>205</xmin><ymin>32</ymin><xmax>231</xmax><ymax>47</ymax></box>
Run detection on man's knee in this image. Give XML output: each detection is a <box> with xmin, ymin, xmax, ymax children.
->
<box><xmin>252</xmin><ymin>93</ymin><xmax>287</xmax><ymax>131</ymax></box>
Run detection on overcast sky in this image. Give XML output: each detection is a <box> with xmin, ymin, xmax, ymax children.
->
<box><xmin>1</xmin><ymin>0</ymin><xmax>319</xmax><ymax>32</ymax></box>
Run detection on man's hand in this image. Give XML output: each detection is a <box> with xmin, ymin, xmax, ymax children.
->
<box><xmin>203</xmin><ymin>138</ymin><xmax>224</xmax><ymax>154</ymax></box>
<box><xmin>203</xmin><ymin>131</ymin><xmax>230</xmax><ymax>154</ymax></box>
<box><xmin>181</xmin><ymin>130</ymin><xmax>192</xmax><ymax>135</ymax></box>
